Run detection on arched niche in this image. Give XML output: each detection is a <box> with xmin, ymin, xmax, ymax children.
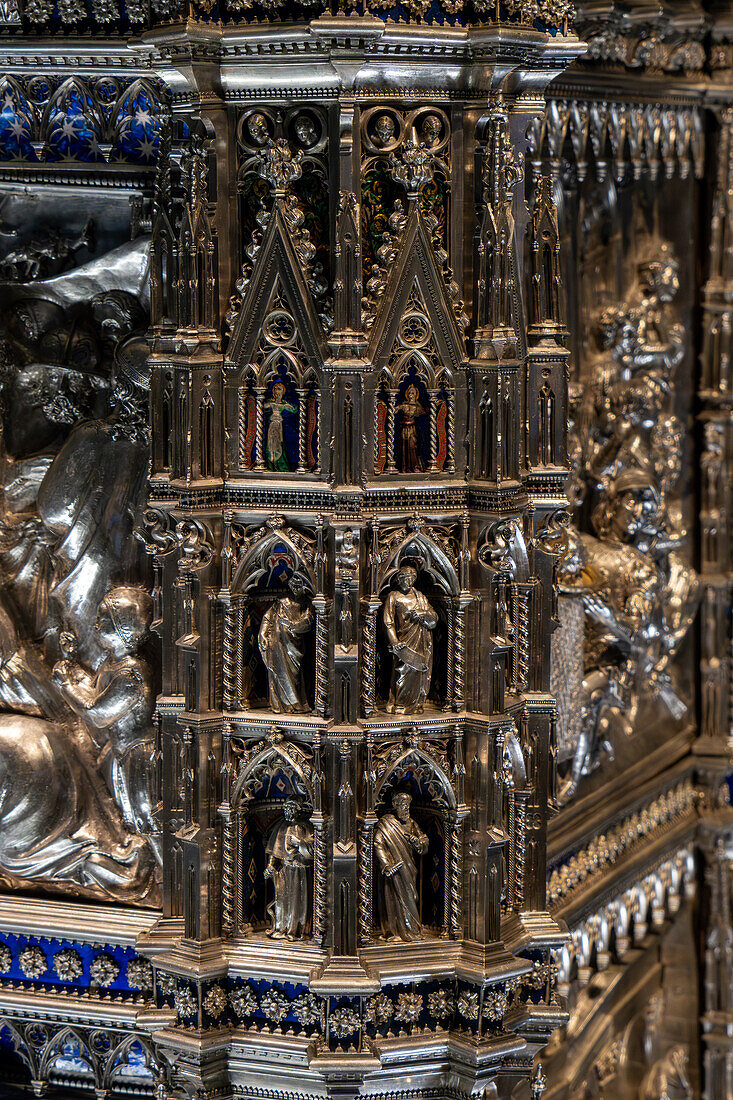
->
<box><xmin>236</xmin><ymin>349</ymin><xmax>320</xmax><ymax>475</ymax></box>
<box><xmin>373</xmin><ymin>351</ymin><xmax>455</xmax><ymax>477</ymax></box>
<box><xmin>223</xmin><ymin>737</ymin><xmax>324</xmax><ymax>942</ymax></box>
<box><xmin>223</xmin><ymin>528</ymin><xmax>318</xmax><ymax>714</ymax></box>
<box><xmin>370</xmin><ymin>532</ymin><xmax>463</xmax><ymax>714</ymax></box>
<box><xmin>362</xmin><ymin>743</ymin><xmax>462</xmax><ymax>944</ymax></box>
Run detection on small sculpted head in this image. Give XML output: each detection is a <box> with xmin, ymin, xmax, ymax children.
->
<box><xmin>374</xmin><ymin>114</ymin><xmax>396</xmax><ymax>147</ymax></box>
<box><xmin>396</xmin><ymin>565</ymin><xmax>418</xmax><ymax>594</ymax></box>
<box><xmin>96</xmin><ymin>585</ymin><xmax>153</xmax><ymax>658</ymax></box>
<box><xmin>247</xmin><ymin>112</ymin><xmax>269</xmax><ymax>146</ymax></box>
<box><xmin>392</xmin><ymin>791</ymin><xmax>412</xmax><ymax>822</ymax></box>
<box><xmin>287</xmin><ymin>573</ymin><xmax>308</xmax><ymax>600</ymax></box>
<box><xmin>420</xmin><ymin>114</ymin><xmax>442</xmax><ymax>148</ymax></box>
<box><xmin>294</xmin><ymin>117</ymin><xmax>317</xmax><ymax>147</ymax></box>
<box><xmin>283</xmin><ymin>799</ymin><xmax>301</xmax><ymax>823</ymax></box>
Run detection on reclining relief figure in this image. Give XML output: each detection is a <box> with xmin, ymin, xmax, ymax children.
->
<box><xmin>0</xmin><ymin>240</ymin><xmax>160</xmax><ymax>905</ymax></box>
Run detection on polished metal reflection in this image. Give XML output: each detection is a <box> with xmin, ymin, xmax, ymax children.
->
<box><xmin>258</xmin><ymin>573</ymin><xmax>314</xmax><ymax>714</ymax></box>
<box><xmin>374</xmin><ymin>791</ymin><xmax>428</xmax><ymax>941</ymax></box>
<box><xmin>0</xmin><ymin>243</ymin><xmax>160</xmax><ymax>905</ymax></box>
<box><xmin>382</xmin><ymin>564</ymin><xmax>437</xmax><ymax>715</ymax></box>
<box><xmin>552</xmin><ymin>243</ymin><xmax>700</xmax><ymax>804</ymax></box>
<box><xmin>264</xmin><ymin>798</ymin><xmax>313</xmax><ymax>940</ymax></box>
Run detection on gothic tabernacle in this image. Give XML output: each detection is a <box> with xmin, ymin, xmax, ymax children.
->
<box><xmin>0</xmin><ymin>0</ymin><xmax>728</xmax><ymax>1097</ymax></box>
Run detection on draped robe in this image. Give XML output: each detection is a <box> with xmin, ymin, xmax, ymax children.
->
<box><xmin>258</xmin><ymin>596</ymin><xmax>313</xmax><ymax>713</ymax></box>
<box><xmin>374</xmin><ymin>810</ymin><xmax>428</xmax><ymax>940</ymax></box>
<box><xmin>265</xmin><ymin>819</ymin><xmax>313</xmax><ymax>938</ymax></box>
<box><xmin>383</xmin><ymin>587</ymin><xmax>437</xmax><ymax>712</ymax></box>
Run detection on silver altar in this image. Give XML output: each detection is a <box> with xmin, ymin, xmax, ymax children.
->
<box><xmin>0</xmin><ymin>0</ymin><xmax>728</xmax><ymax>1098</ymax></box>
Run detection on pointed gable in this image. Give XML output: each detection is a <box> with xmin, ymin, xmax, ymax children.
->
<box><xmin>369</xmin><ymin>206</ymin><xmax>465</xmax><ymax>374</ymax></box>
<box><xmin>227</xmin><ymin>202</ymin><xmax>327</xmax><ymax>372</ymax></box>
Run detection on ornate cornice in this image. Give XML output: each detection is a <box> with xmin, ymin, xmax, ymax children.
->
<box><xmin>547</xmin><ymin>780</ymin><xmax>696</xmax><ymax>913</ymax></box>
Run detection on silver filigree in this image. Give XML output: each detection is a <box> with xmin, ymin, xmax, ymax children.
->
<box><xmin>174</xmin><ymin>987</ymin><xmax>198</xmax><ymax>1019</ymax></box>
<box><xmin>53</xmin><ymin>949</ymin><xmax>83</xmax><ymax>982</ymax></box>
<box><xmin>260</xmin><ymin>989</ymin><xmax>290</xmax><ymax>1023</ymax></box>
<box><xmin>457</xmin><ymin>990</ymin><xmax>480</xmax><ymax>1020</ymax></box>
<box><xmin>292</xmin><ymin>993</ymin><xmax>322</xmax><ymax>1027</ymax></box>
<box><xmin>329</xmin><ymin>1007</ymin><xmax>360</xmax><ymax>1037</ymax></box>
<box><xmin>126</xmin><ymin>958</ymin><xmax>154</xmax><ymax>991</ymax></box>
<box><xmin>89</xmin><ymin>954</ymin><xmax>120</xmax><ymax>987</ymax></box>
<box><xmin>427</xmin><ymin>989</ymin><xmax>453</xmax><ymax>1019</ymax></box>
<box><xmin>394</xmin><ymin>992</ymin><xmax>423</xmax><ymax>1024</ymax></box>
<box><xmin>365</xmin><ymin>993</ymin><xmax>393</xmax><ymax>1025</ymax></box>
<box><xmin>18</xmin><ymin>946</ymin><xmax>46</xmax><ymax>979</ymax></box>
<box><xmin>230</xmin><ymin>986</ymin><xmax>259</xmax><ymax>1018</ymax></box>
<box><xmin>203</xmin><ymin>985</ymin><xmax>228</xmax><ymax>1019</ymax></box>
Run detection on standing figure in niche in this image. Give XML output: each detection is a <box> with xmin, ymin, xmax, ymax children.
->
<box><xmin>265</xmin><ymin>380</ymin><xmax>297</xmax><ymax>472</ymax></box>
<box><xmin>396</xmin><ymin>383</ymin><xmax>425</xmax><ymax>472</ymax></box>
<box><xmin>258</xmin><ymin>573</ymin><xmax>314</xmax><ymax>713</ymax></box>
<box><xmin>264</xmin><ymin>799</ymin><xmax>313</xmax><ymax>940</ymax></box>
<box><xmin>374</xmin><ymin>791</ymin><xmax>428</xmax><ymax>941</ymax></box>
<box><xmin>383</xmin><ymin>565</ymin><xmax>437</xmax><ymax>714</ymax></box>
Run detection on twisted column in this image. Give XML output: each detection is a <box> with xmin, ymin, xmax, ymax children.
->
<box><xmin>313</xmin><ymin>821</ymin><xmax>327</xmax><ymax>943</ymax></box>
<box><xmin>358</xmin><ymin>821</ymin><xmax>374</xmax><ymax>945</ymax></box>
<box><xmin>221</xmin><ymin>813</ymin><xmax>235</xmax><ymax>937</ymax></box>
<box><xmin>428</xmin><ymin>389</ymin><xmax>438</xmax><ymax>472</ymax></box>
<box><xmin>296</xmin><ymin>388</ymin><xmax>307</xmax><ymax>473</ymax></box>
<box><xmin>361</xmin><ymin>604</ymin><xmax>379</xmax><ymax>717</ymax></box>
<box><xmin>450</xmin><ymin>821</ymin><xmax>462</xmax><ymax>939</ymax></box>
<box><xmin>385</xmin><ymin>391</ymin><xmax>397</xmax><ymax>473</ymax></box>
<box><xmin>236</xmin><ymin>603</ymin><xmax>247</xmax><ymax>709</ymax></box>
<box><xmin>222</xmin><ymin>606</ymin><xmax>236</xmax><ymax>710</ymax></box>
<box><xmin>454</xmin><ymin>607</ymin><xmax>465</xmax><ymax>711</ymax></box>
<box><xmin>516</xmin><ymin>590</ymin><xmax>530</xmax><ymax>693</ymax></box>
<box><xmin>314</xmin><ymin>598</ymin><xmax>328</xmax><ymax>717</ymax></box>
<box><xmin>254</xmin><ymin>387</ymin><xmax>265</xmax><ymax>470</ymax></box>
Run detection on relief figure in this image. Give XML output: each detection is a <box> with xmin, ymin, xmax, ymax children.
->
<box><xmin>396</xmin><ymin>384</ymin><xmax>425</xmax><ymax>472</ymax></box>
<box><xmin>264</xmin><ymin>798</ymin><xmax>313</xmax><ymax>940</ymax></box>
<box><xmin>258</xmin><ymin>573</ymin><xmax>314</xmax><ymax>713</ymax></box>
<box><xmin>0</xmin><ymin>245</ymin><xmax>160</xmax><ymax>904</ymax></box>
<box><xmin>374</xmin><ymin>791</ymin><xmax>428</xmax><ymax>941</ymax></box>
<box><xmin>265</xmin><ymin>380</ymin><xmax>297</xmax><ymax>471</ymax></box>
<box><xmin>382</xmin><ymin>565</ymin><xmax>437</xmax><ymax>714</ymax></box>
<box><xmin>52</xmin><ymin>586</ymin><xmax>158</xmax><ymax>855</ymax></box>
<box><xmin>552</xmin><ymin>243</ymin><xmax>700</xmax><ymax>805</ymax></box>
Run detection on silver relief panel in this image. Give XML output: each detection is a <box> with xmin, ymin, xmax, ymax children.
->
<box><xmin>0</xmin><ymin>194</ymin><xmax>160</xmax><ymax>906</ymax></box>
<box><xmin>551</xmin><ymin>175</ymin><xmax>701</xmax><ymax>804</ymax></box>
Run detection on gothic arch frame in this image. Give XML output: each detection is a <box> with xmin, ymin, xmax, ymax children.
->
<box><xmin>226</xmin><ymin>203</ymin><xmax>329</xmax><ymax>482</ymax></box>
<box><xmin>363</xmin><ymin>742</ymin><xmax>464</xmax><ymax>944</ymax></box>
<box><xmin>378</xmin><ymin>530</ymin><xmax>460</xmax><ymax>598</ymax></box>
<box><xmin>222</xmin><ymin>735</ymin><xmax>324</xmax><ymax>944</ymax></box>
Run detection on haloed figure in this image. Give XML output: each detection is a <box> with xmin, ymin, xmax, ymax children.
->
<box><xmin>374</xmin><ymin>792</ymin><xmax>428</xmax><ymax>941</ymax></box>
<box><xmin>383</xmin><ymin>565</ymin><xmax>437</xmax><ymax>714</ymax></box>
<box><xmin>265</xmin><ymin>799</ymin><xmax>313</xmax><ymax>940</ymax></box>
